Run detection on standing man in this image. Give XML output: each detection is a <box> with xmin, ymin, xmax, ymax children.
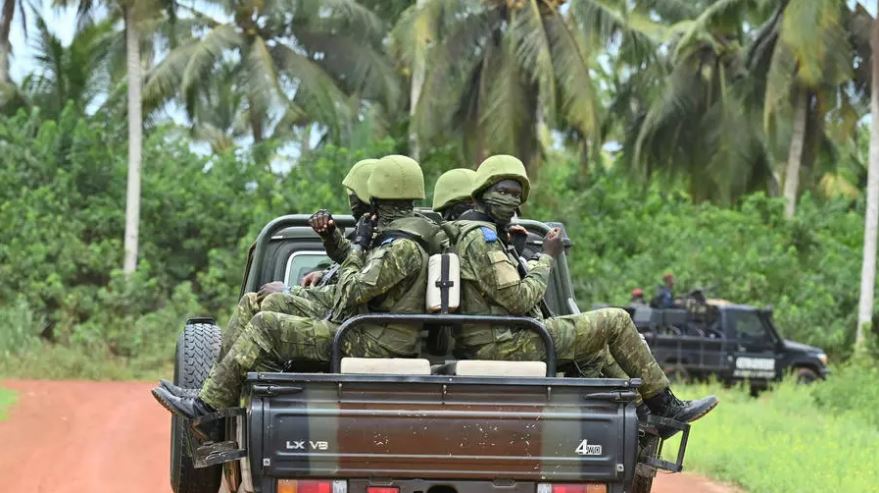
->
<box><xmin>653</xmin><ymin>273</ymin><xmax>676</xmax><ymax>308</ymax></box>
<box><xmin>152</xmin><ymin>155</ymin><xmax>440</xmax><ymax>419</ymax></box>
<box><xmin>453</xmin><ymin>155</ymin><xmax>717</xmax><ymax>438</ymax></box>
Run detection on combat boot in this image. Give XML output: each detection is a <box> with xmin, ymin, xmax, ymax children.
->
<box><xmin>152</xmin><ymin>386</ymin><xmax>215</xmax><ymax>420</ymax></box>
<box><xmin>159</xmin><ymin>379</ymin><xmax>200</xmax><ymax>398</ymax></box>
<box><xmin>645</xmin><ymin>388</ymin><xmax>718</xmax><ymax>439</ymax></box>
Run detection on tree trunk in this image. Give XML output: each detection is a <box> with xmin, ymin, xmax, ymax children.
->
<box><xmin>0</xmin><ymin>0</ymin><xmax>15</xmax><ymax>85</ymax></box>
<box><xmin>123</xmin><ymin>8</ymin><xmax>143</xmax><ymax>275</ymax></box>
<box><xmin>783</xmin><ymin>89</ymin><xmax>808</xmax><ymax>219</ymax></box>
<box><xmin>855</xmin><ymin>5</ymin><xmax>879</xmax><ymax>352</ymax></box>
<box><xmin>407</xmin><ymin>0</ymin><xmax>428</xmax><ymax>161</ymax></box>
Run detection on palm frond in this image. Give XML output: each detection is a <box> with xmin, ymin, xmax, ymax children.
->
<box><xmin>296</xmin><ymin>30</ymin><xmax>402</xmax><ymax>113</ymax></box>
<box><xmin>480</xmin><ymin>34</ymin><xmax>535</xmax><ymax>162</ymax></box>
<box><xmin>545</xmin><ymin>12</ymin><xmax>600</xmax><ymax>148</ymax></box>
<box><xmin>271</xmin><ymin>42</ymin><xmax>353</xmax><ymax>139</ymax></box>
<box><xmin>779</xmin><ymin>0</ymin><xmax>851</xmax><ymax>87</ymax></box>
<box><xmin>510</xmin><ymin>0</ymin><xmax>557</xmax><ymax>124</ymax></box>
<box><xmin>180</xmin><ymin>24</ymin><xmax>242</xmax><ymax>101</ymax></box>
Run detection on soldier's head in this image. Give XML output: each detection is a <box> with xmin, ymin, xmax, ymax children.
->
<box><xmin>368</xmin><ymin>155</ymin><xmax>425</xmax><ymax>226</ymax></box>
<box><xmin>433</xmin><ymin>168</ymin><xmax>477</xmax><ymax>220</ymax></box>
<box><xmin>471</xmin><ymin>155</ymin><xmax>530</xmax><ymax>226</ymax></box>
<box><xmin>663</xmin><ymin>273</ymin><xmax>675</xmax><ymax>288</ymax></box>
<box><xmin>342</xmin><ymin>159</ymin><xmax>378</xmax><ymax>217</ymax></box>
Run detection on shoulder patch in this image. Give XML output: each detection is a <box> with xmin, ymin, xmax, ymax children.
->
<box><xmin>480</xmin><ymin>226</ymin><xmax>498</xmax><ymax>242</ymax></box>
<box><xmin>380</xmin><ymin>237</ymin><xmax>396</xmax><ymax>246</ymax></box>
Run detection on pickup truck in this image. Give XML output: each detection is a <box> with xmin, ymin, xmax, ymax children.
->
<box><xmin>168</xmin><ymin>214</ymin><xmax>690</xmax><ymax>493</ymax></box>
<box><xmin>625</xmin><ymin>297</ymin><xmax>829</xmax><ymax>390</ymax></box>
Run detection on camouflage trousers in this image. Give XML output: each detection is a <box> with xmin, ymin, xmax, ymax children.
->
<box><xmin>220</xmin><ymin>286</ymin><xmax>335</xmax><ymax>357</ymax></box>
<box><xmin>469</xmin><ymin>308</ymin><xmax>669</xmax><ymax>398</ymax></box>
<box><xmin>200</xmin><ymin>311</ymin><xmax>405</xmax><ymax>409</ymax></box>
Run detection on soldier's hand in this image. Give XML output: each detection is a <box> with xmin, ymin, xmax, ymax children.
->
<box><xmin>257</xmin><ymin>281</ymin><xmax>286</xmax><ymax>303</ymax></box>
<box><xmin>542</xmin><ymin>228</ymin><xmax>563</xmax><ymax>259</ymax></box>
<box><xmin>508</xmin><ymin>225</ymin><xmax>528</xmax><ymax>256</ymax></box>
<box><xmin>309</xmin><ymin>209</ymin><xmax>335</xmax><ymax>237</ymax></box>
<box><xmin>301</xmin><ymin>270</ymin><xmax>324</xmax><ymax>288</ymax></box>
<box><xmin>353</xmin><ymin>213</ymin><xmax>377</xmax><ymax>249</ymax></box>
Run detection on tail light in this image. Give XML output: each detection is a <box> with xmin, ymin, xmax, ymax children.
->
<box><xmin>537</xmin><ymin>483</ymin><xmax>607</xmax><ymax>493</ymax></box>
<box><xmin>277</xmin><ymin>480</ymin><xmax>347</xmax><ymax>493</ymax></box>
<box><xmin>367</xmin><ymin>487</ymin><xmax>400</xmax><ymax>493</ymax></box>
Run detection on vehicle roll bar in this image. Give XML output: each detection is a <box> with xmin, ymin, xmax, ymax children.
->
<box><xmin>330</xmin><ymin>313</ymin><xmax>557</xmax><ymax>376</ymax></box>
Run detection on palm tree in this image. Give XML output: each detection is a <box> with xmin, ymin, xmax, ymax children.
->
<box><xmin>602</xmin><ymin>0</ymin><xmax>775</xmax><ymax>203</ymax></box>
<box><xmin>19</xmin><ymin>13</ymin><xmax>112</xmax><ymax>117</ymax></box>
<box><xmin>0</xmin><ymin>0</ymin><xmax>28</xmax><ymax>86</ymax></box>
<box><xmin>758</xmin><ymin>0</ymin><xmax>856</xmax><ymax>217</ymax></box>
<box><xmin>143</xmin><ymin>0</ymin><xmax>400</xmax><ymax>146</ymax></box>
<box><xmin>54</xmin><ymin>0</ymin><xmax>177</xmax><ymax>275</ymax></box>
<box><xmin>392</xmin><ymin>0</ymin><xmax>601</xmax><ymax>172</ymax></box>
<box><xmin>856</xmin><ymin>0</ymin><xmax>879</xmax><ymax>352</ymax></box>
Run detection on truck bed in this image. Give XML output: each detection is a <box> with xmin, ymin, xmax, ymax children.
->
<box><xmin>244</xmin><ymin>372</ymin><xmax>641</xmax><ymax>493</ymax></box>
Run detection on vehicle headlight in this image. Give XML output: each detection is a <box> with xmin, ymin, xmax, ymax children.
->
<box><xmin>817</xmin><ymin>353</ymin><xmax>828</xmax><ymax>366</ymax></box>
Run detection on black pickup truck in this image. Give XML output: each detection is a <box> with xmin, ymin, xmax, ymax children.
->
<box><xmin>168</xmin><ymin>214</ymin><xmax>690</xmax><ymax>493</ymax></box>
<box><xmin>625</xmin><ymin>298</ymin><xmax>829</xmax><ymax>389</ymax></box>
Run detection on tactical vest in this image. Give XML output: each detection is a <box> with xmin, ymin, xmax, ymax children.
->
<box><xmin>345</xmin><ymin>215</ymin><xmax>440</xmax><ymax>356</ymax></box>
<box><xmin>452</xmin><ymin>219</ymin><xmax>544</xmax><ymax>355</ymax></box>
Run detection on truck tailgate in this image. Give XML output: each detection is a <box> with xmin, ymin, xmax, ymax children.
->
<box><xmin>247</xmin><ymin>373</ymin><xmax>639</xmax><ymax>484</ymax></box>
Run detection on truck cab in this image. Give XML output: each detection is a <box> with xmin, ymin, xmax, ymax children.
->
<box><xmin>628</xmin><ymin>299</ymin><xmax>828</xmax><ymax>387</ymax></box>
<box><xmin>170</xmin><ymin>214</ymin><xmax>688</xmax><ymax>493</ymax></box>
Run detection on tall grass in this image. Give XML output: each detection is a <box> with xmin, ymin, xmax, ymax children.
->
<box><xmin>0</xmin><ymin>388</ymin><xmax>17</xmax><ymax>421</ymax></box>
<box><xmin>667</xmin><ymin>372</ymin><xmax>879</xmax><ymax>492</ymax></box>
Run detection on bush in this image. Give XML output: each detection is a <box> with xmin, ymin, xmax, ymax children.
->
<box><xmin>666</xmin><ymin>374</ymin><xmax>879</xmax><ymax>492</ymax></box>
<box><xmin>529</xmin><ymin>155</ymin><xmax>865</xmax><ymax>358</ymax></box>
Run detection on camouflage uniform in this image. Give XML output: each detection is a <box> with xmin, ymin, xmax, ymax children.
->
<box><xmin>218</xmin><ymin>229</ymin><xmax>350</xmax><ymax>357</ymax></box>
<box><xmin>200</xmin><ymin>155</ymin><xmax>434</xmax><ymax>409</ymax></box>
<box><xmin>454</xmin><ymin>219</ymin><xmax>670</xmax><ymax>399</ymax></box>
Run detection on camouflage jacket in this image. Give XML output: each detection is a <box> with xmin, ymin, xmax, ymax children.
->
<box><xmin>454</xmin><ymin>219</ymin><xmax>555</xmax><ymax>353</ymax></box>
<box><xmin>328</xmin><ymin>218</ymin><xmax>433</xmax><ymax>356</ymax></box>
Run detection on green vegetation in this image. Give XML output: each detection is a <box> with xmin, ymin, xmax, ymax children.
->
<box><xmin>0</xmin><ymin>388</ymin><xmax>17</xmax><ymax>421</ymax></box>
<box><xmin>0</xmin><ymin>106</ymin><xmax>873</xmax><ymax>377</ymax></box>
<box><xmin>667</xmin><ymin>362</ymin><xmax>879</xmax><ymax>492</ymax></box>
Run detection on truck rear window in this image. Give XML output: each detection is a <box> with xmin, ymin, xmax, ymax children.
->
<box><xmin>284</xmin><ymin>251</ymin><xmax>332</xmax><ymax>286</ymax></box>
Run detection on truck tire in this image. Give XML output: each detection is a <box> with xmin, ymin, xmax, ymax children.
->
<box><xmin>632</xmin><ymin>434</ymin><xmax>660</xmax><ymax>493</ymax></box>
<box><xmin>795</xmin><ymin>367</ymin><xmax>819</xmax><ymax>384</ymax></box>
<box><xmin>170</xmin><ymin>321</ymin><xmax>223</xmax><ymax>493</ymax></box>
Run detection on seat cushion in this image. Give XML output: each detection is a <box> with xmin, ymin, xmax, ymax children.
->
<box><xmin>340</xmin><ymin>357</ymin><xmax>431</xmax><ymax>375</ymax></box>
<box><xmin>450</xmin><ymin>360</ymin><xmax>547</xmax><ymax>377</ymax></box>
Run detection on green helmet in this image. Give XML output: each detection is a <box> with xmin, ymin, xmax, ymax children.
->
<box><xmin>432</xmin><ymin>168</ymin><xmax>476</xmax><ymax>211</ymax></box>
<box><xmin>342</xmin><ymin>159</ymin><xmax>378</xmax><ymax>202</ymax></box>
<box><xmin>368</xmin><ymin>155</ymin><xmax>425</xmax><ymax>200</ymax></box>
<box><xmin>471</xmin><ymin>154</ymin><xmax>531</xmax><ymax>202</ymax></box>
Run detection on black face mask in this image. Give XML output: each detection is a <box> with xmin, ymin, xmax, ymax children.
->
<box><xmin>442</xmin><ymin>201</ymin><xmax>472</xmax><ymax>221</ymax></box>
<box><xmin>375</xmin><ymin>200</ymin><xmax>414</xmax><ymax>230</ymax></box>
<box><xmin>349</xmin><ymin>194</ymin><xmax>370</xmax><ymax>218</ymax></box>
<box><xmin>479</xmin><ymin>190</ymin><xmax>522</xmax><ymax>226</ymax></box>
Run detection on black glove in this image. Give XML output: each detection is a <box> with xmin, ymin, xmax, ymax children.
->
<box><xmin>308</xmin><ymin>209</ymin><xmax>335</xmax><ymax>238</ymax></box>
<box><xmin>352</xmin><ymin>213</ymin><xmax>377</xmax><ymax>249</ymax></box>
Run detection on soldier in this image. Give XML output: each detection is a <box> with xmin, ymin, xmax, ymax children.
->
<box><xmin>152</xmin><ymin>155</ymin><xmax>440</xmax><ymax>419</ymax></box>
<box><xmin>432</xmin><ymin>168</ymin><xmax>476</xmax><ymax>220</ymax></box>
<box><xmin>452</xmin><ymin>154</ymin><xmax>717</xmax><ymax>438</ymax></box>
<box><xmin>219</xmin><ymin>159</ymin><xmax>378</xmax><ymax>356</ymax></box>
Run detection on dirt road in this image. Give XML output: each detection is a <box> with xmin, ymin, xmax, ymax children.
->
<box><xmin>0</xmin><ymin>379</ymin><xmax>739</xmax><ymax>493</ymax></box>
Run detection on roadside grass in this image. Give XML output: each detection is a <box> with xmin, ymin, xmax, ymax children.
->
<box><xmin>665</xmin><ymin>374</ymin><xmax>879</xmax><ymax>493</ymax></box>
<box><xmin>0</xmin><ymin>342</ymin><xmax>172</xmax><ymax>381</ymax></box>
<box><xmin>0</xmin><ymin>388</ymin><xmax>17</xmax><ymax>421</ymax></box>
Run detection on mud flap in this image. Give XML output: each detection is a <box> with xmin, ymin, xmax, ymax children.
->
<box><xmin>637</xmin><ymin>415</ymin><xmax>690</xmax><ymax>473</ymax></box>
<box><xmin>186</xmin><ymin>408</ymin><xmax>247</xmax><ymax>469</ymax></box>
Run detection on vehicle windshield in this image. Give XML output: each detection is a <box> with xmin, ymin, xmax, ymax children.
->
<box><xmin>730</xmin><ymin>309</ymin><xmax>775</xmax><ymax>344</ymax></box>
<box><xmin>284</xmin><ymin>251</ymin><xmax>332</xmax><ymax>286</ymax></box>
